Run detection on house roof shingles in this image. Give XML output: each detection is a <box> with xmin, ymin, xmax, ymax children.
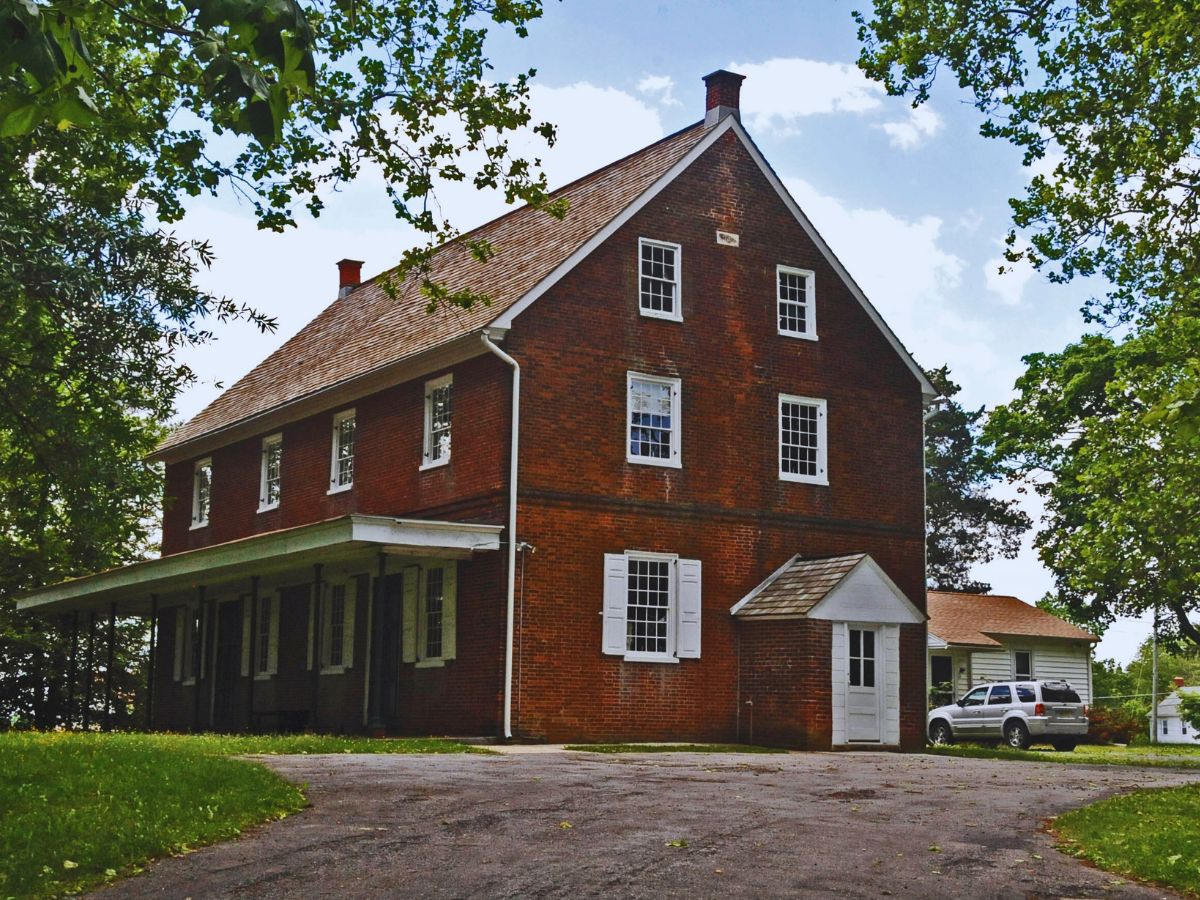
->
<box><xmin>927</xmin><ymin>591</ymin><xmax>1098</xmax><ymax>647</ymax></box>
<box><xmin>733</xmin><ymin>553</ymin><xmax>866</xmax><ymax>619</ymax></box>
<box><xmin>158</xmin><ymin>122</ymin><xmax>711</xmax><ymax>455</ymax></box>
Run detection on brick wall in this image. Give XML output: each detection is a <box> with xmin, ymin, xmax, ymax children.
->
<box><xmin>737</xmin><ymin>619</ymin><xmax>833</xmax><ymax>748</ymax></box>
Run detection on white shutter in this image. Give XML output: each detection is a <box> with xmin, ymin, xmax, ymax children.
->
<box><xmin>343</xmin><ymin>580</ymin><xmax>358</xmax><ymax>669</ymax></box>
<box><xmin>267</xmin><ymin>596</ymin><xmax>279</xmax><ymax>675</ymax></box>
<box><xmin>402</xmin><ymin>568</ymin><xmax>418</xmax><ymax>662</ymax></box>
<box><xmin>173</xmin><ymin>607</ymin><xmax>184</xmax><ymax>681</ymax></box>
<box><xmin>602</xmin><ymin>553</ymin><xmax>629</xmax><ymax>656</ymax></box>
<box><xmin>442</xmin><ymin>563</ymin><xmax>457</xmax><ymax>661</ymax></box>
<box><xmin>238</xmin><ymin>600</ymin><xmax>250</xmax><ymax>676</ymax></box>
<box><xmin>676</xmin><ymin>558</ymin><xmax>702</xmax><ymax>658</ymax></box>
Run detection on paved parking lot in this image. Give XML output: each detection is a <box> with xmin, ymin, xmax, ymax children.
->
<box><xmin>106</xmin><ymin>750</ymin><xmax>1196</xmax><ymax>898</ymax></box>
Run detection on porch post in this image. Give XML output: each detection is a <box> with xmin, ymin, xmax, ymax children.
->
<box><xmin>247</xmin><ymin>576</ymin><xmax>259</xmax><ymax>733</ymax></box>
<box><xmin>83</xmin><ymin>610</ymin><xmax>96</xmax><ymax>729</ymax></box>
<box><xmin>311</xmin><ymin>563</ymin><xmax>323</xmax><ymax>731</ymax></box>
<box><xmin>367</xmin><ymin>553</ymin><xmax>387</xmax><ymax>731</ymax></box>
<box><xmin>67</xmin><ymin>611</ymin><xmax>79</xmax><ymax>730</ymax></box>
<box><xmin>146</xmin><ymin>595</ymin><xmax>158</xmax><ymax>730</ymax></box>
<box><xmin>103</xmin><ymin>602</ymin><xmax>116</xmax><ymax>731</ymax></box>
<box><xmin>193</xmin><ymin>585</ymin><xmax>205</xmax><ymax>732</ymax></box>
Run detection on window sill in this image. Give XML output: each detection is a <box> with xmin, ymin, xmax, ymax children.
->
<box><xmin>189</xmin><ymin>521</ymin><xmax>208</xmax><ymax>531</ymax></box>
<box><xmin>639</xmin><ymin>308</ymin><xmax>683</xmax><ymax>323</ymax></box>
<box><xmin>419</xmin><ymin>458</ymin><xmax>450</xmax><ymax>472</ymax></box>
<box><xmin>779</xmin><ymin>329</ymin><xmax>819</xmax><ymax>342</ymax></box>
<box><xmin>253</xmin><ymin>672</ymin><xmax>274</xmax><ymax>681</ymax></box>
<box><xmin>415</xmin><ymin>657</ymin><xmax>446</xmax><ymax>668</ymax></box>
<box><xmin>327</xmin><ymin>482</ymin><xmax>353</xmax><ymax>495</ymax></box>
<box><xmin>779</xmin><ymin>473</ymin><xmax>829</xmax><ymax>486</ymax></box>
<box><xmin>622</xmin><ymin>653</ymin><xmax>679</xmax><ymax>664</ymax></box>
<box><xmin>320</xmin><ymin>665</ymin><xmax>348</xmax><ymax>675</ymax></box>
<box><xmin>182</xmin><ymin>678</ymin><xmax>196</xmax><ymax>686</ymax></box>
<box><xmin>627</xmin><ymin>456</ymin><xmax>682</xmax><ymax>469</ymax></box>
<box><xmin>257</xmin><ymin>503</ymin><xmax>280</xmax><ymax>514</ymax></box>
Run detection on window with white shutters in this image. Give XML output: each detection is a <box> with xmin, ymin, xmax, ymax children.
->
<box><xmin>638</xmin><ymin>238</ymin><xmax>682</xmax><ymax>321</ymax></box>
<box><xmin>402</xmin><ymin>562</ymin><xmax>457</xmax><ymax>666</ymax></box>
<box><xmin>777</xmin><ymin>265</ymin><xmax>816</xmax><ymax>339</ymax></box>
<box><xmin>602</xmin><ymin>552</ymin><xmax>701</xmax><ymax>661</ymax></box>
<box><xmin>627</xmin><ymin>372</ymin><xmax>681</xmax><ymax>467</ymax></box>
<box><xmin>779</xmin><ymin>394</ymin><xmax>828</xmax><ymax>484</ymax></box>
<box><xmin>315</xmin><ymin>580</ymin><xmax>357</xmax><ymax>673</ymax></box>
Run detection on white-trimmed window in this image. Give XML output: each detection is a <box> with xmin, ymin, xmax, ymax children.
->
<box><xmin>777</xmin><ymin>265</ymin><xmax>816</xmax><ymax>339</ymax></box>
<box><xmin>259</xmin><ymin>434</ymin><xmax>282</xmax><ymax>511</ymax></box>
<box><xmin>402</xmin><ymin>563</ymin><xmax>457</xmax><ymax>667</ymax></box>
<box><xmin>602</xmin><ymin>552</ymin><xmax>701</xmax><ymax>662</ymax></box>
<box><xmin>1014</xmin><ymin>649</ymin><xmax>1033</xmax><ymax>681</ymax></box>
<box><xmin>173</xmin><ymin>603</ymin><xmax>205</xmax><ymax>684</ymax></box>
<box><xmin>306</xmin><ymin>579</ymin><xmax>359</xmax><ymax>674</ymax></box>
<box><xmin>639</xmin><ymin>238</ymin><xmax>681</xmax><ymax>321</ymax></box>
<box><xmin>627</xmin><ymin>373</ymin><xmax>681</xmax><ymax>467</ymax></box>
<box><xmin>779</xmin><ymin>394</ymin><xmax>827</xmax><ymax>484</ymax></box>
<box><xmin>240</xmin><ymin>594</ymin><xmax>279</xmax><ymax>679</ymax></box>
<box><xmin>191</xmin><ymin>458</ymin><xmax>212</xmax><ymax>528</ymax></box>
<box><xmin>422</xmin><ymin>375</ymin><xmax>453</xmax><ymax>468</ymax></box>
<box><xmin>329</xmin><ymin>409</ymin><xmax>356</xmax><ymax>492</ymax></box>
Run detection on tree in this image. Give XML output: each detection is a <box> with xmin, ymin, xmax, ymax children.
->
<box><xmin>985</xmin><ymin>311</ymin><xmax>1200</xmax><ymax>649</ymax></box>
<box><xmin>923</xmin><ymin>366</ymin><xmax>1029</xmax><ymax>592</ymax></box>
<box><xmin>0</xmin><ymin>0</ymin><xmax>560</xmax><ymax>725</ymax></box>
<box><xmin>854</xmin><ymin>0</ymin><xmax>1200</xmax><ymax>326</ymax></box>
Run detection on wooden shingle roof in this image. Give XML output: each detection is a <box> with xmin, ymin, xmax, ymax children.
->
<box><xmin>927</xmin><ymin>591</ymin><xmax>1098</xmax><ymax>647</ymax></box>
<box><xmin>156</xmin><ymin>121</ymin><xmax>711</xmax><ymax>457</ymax></box>
<box><xmin>732</xmin><ymin>553</ymin><xmax>867</xmax><ymax>619</ymax></box>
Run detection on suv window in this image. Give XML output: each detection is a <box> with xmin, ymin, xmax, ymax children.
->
<box><xmin>988</xmin><ymin>685</ymin><xmax>1012</xmax><ymax>705</ymax></box>
<box><xmin>1016</xmin><ymin>685</ymin><xmax>1037</xmax><ymax>703</ymax></box>
<box><xmin>1041</xmin><ymin>685</ymin><xmax>1081</xmax><ymax>703</ymax></box>
<box><xmin>962</xmin><ymin>687</ymin><xmax>988</xmax><ymax>707</ymax></box>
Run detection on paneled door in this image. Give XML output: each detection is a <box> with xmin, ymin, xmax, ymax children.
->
<box><xmin>846</xmin><ymin>626</ymin><xmax>881</xmax><ymax>742</ymax></box>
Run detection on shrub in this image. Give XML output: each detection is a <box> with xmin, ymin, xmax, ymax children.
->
<box><xmin>1086</xmin><ymin>705</ymin><xmax>1144</xmax><ymax>744</ymax></box>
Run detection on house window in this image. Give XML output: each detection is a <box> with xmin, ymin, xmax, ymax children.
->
<box><xmin>779</xmin><ymin>395</ymin><xmax>827</xmax><ymax>484</ymax></box>
<box><xmin>849</xmin><ymin>627</ymin><xmax>875</xmax><ymax>688</ymax></box>
<box><xmin>329</xmin><ymin>409</ymin><xmax>356</xmax><ymax>492</ymax></box>
<box><xmin>259</xmin><ymin>434</ymin><xmax>282</xmax><ymax>511</ymax></box>
<box><xmin>602</xmin><ymin>552</ymin><xmax>701</xmax><ymax>661</ymax></box>
<box><xmin>1163</xmin><ymin>718</ymin><xmax>1170</xmax><ymax>736</ymax></box>
<box><xmin>627</xmin><ymin>373</ymin><xmax>681</xmax><ymax>467</ymax></box>
<box><xmin>174</xmin><ymin>603</ymin><xmax>206</xmax><ymax>684</ymax></box>
<box><xmin>1014</xmin><ymin>650</ymin><xmax>1033</xmax><ymax>680</ymax></box>
<box><xmin>191</xmin><ymin>458</ymin><xmax>212</xmax><ymax>528</ymax></box>
<box><xmin>422</xmin><ymin>376</ymin><xmax>453</xmax><ymax>468</ymax></box>
<box><xmin>777</xmin><ymin>265</ymin><xmax>816</xmax><ymax>338</ymax></box>
<box><xmin>403</xmin><ymin>564</ymin><xmax>457</xmax><ymax>666</ymax></box>
<box><xmin>313</xmin><ymin>580</ymin><xmax>357</xmax><ymax>673</ymax></box>
<box><xmin>639</xmin><ymin>238</ymin><xmax>681</xmax><ymax>321</ymax></box>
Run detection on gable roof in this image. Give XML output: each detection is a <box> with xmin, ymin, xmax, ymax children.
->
<box><xmin>927</xmin><ymin>591</ymin><xmax>1099</xmax><ymax>647</ymax></box>
<box><xmin>155</xmin><ymin>115</ymin><xmax>936</xmax><ymax>463</ymax></box>
<box><xmin>732</xmin><ymin>553</ymin><xmax>867</xmax><ymax>619</ymax></box>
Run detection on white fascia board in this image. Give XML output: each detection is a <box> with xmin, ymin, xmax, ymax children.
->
<box><xmin>729</xmin><ymin>553</ymin><xmax>802</xmax><ymax>616</ymax></box>
<box><xmin>806</xmin><ymin>555</ymin><xmax>927</xmax><ymax>624</ymax></box>
<box><xmin>727</xmin><ymin>121</ymin><xmax>937</xmax><ymax>402</ymax></box>
<box><xmin>16</xmin><ymin>515</ymin><xmax>502</xmax><ymax>613</ymax></box>
<box><xmin>927</xmin><ymin>631</ymin><xmax>950</xmax><ymax>649</ymax></box>
<box><xmin>489</xmin><ymin>118</ymin><xmax>737</xmax><ymax>331</ymax></box>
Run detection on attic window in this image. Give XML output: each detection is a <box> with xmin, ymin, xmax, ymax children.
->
<box><xmin>329</xmin><ymin>409</ymin><xmax>356</xmax><ymax>492</ymax></box>
<box><xmin>259</xmin><ymin>434</ymin><xmax>282</xmax><ymax>511</ymax></box>
<box><xmin>639</xmin><ymin>238</ymin><xmax>681</xmax><ymax>321</ymax></box>
<box><xmin>422</xmin><ymin>375</ymin><xmax>452</xmax><ymax>469</ymax></box>
<box><xmin>191</xmin><ymin>458</ymin><xmax>212</xmax><ymax>528</ymax></box>
<box><xmin>777</xmin><ymin>265</ymin><xmax>816</xmax><ymax>339</ymax></box>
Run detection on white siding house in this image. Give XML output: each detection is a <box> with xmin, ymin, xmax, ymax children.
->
<box><xmin>1150</xmin><ymin>686</ymin><xmax>1200</xmax><ymax>745</ymax></box>
<box><xmin>926</xmin><ymin>591</ymin><xmax>1097</xmax><ymax>706</ymax></box>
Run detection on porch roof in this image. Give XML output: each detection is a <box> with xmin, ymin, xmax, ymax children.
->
<box><xmin>15</xmin><ymin>515</ymin><xmax>503</xmax><ymax>616</ymax></box>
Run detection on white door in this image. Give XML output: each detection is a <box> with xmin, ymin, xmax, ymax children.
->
<box><xmin>846</xmin><ymin>626</ymin><xmax>881</xmax><ymax>742</ymax></box>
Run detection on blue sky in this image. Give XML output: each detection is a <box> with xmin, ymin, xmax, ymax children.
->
<box><xmin>171</xmin><ymin>1</ymin><xmax>1150</xmax><ymax>665</ymax></box>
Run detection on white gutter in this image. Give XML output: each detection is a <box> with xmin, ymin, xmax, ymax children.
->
<box><xmin>481</xmin><ymin>331</ymin><xmax>519</xmax><ymax>740</ymax></box>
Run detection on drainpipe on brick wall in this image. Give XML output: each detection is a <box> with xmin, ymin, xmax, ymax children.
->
<box><xmin>481</xmin><ymin>331</ymin><xmax>519</xmax><ymax>740</ymax></box>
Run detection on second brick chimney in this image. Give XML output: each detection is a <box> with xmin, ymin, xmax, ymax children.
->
<box><xmin>703</xmin><ymin>69</ymin><xmax>746</xmax><ymax>127</ymax></box>
<box><xmin>337</xmin><ymin>258</ymin><xmax>364</xmax><ymax>298</ymax></box>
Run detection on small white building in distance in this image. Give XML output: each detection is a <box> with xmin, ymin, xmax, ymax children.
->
<box><xmin>1150</xmin><ymin>680</ymin><xmax>1200</xmax><ymax>745</ymax></box>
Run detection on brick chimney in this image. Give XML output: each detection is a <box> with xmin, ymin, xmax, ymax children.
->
<box><xmin>1175</xmin><ymin>676</ymin><xmax>1186</xmax><ymax>688</ymax></box>
<box><xmin>703</xmin><ymin>69</ymin><xmax>746</xmax><ymax>127</ymax></box>
<box><xmin>337</xmin><ymin>258</ymin><xmax>364</xmax><ymax>298</ymax></box>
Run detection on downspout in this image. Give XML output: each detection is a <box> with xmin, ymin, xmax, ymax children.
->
<box><xmin>481</xmin><ymin>330</ymin><xmax>519</xmax><ymax>740</ymax></box>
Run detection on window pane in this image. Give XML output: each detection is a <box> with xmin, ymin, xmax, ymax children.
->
<box><xmin>849</xmin><ymin>657</ymin><xmax>861</xmax><ymax>687</ymax></box>
<box><xmin>780</xmin><ymin>401</ymin><xmax>820</xmax><ymax>477</ymax></box>
<box><xmin>625</xmin><ymin>558</ymin><xmax>670</xmax><ymax>655</ymax></box>
<box><xmin>425</xmin><ymin>568</ymin><xmax>444</xmax><ymax>658</ymax></box>
<box><xmin>988</xmin><ymin>685</ymin><xmax>1011</xmax><ymax>705</ymax></box>
<box><xmin>862</xmin><ymin>659</ymin><xmax>875</xmax><ymax>688</ymax></box>
<box><xmin>849</xmin><ymin>628</ymin><xmax>861</xmax><ymax>657</ymax></box>
<box><xmin>335</xmin><ymin>416</ymin><xmax>356</xmax><ymax>486</ymax></box>
<box><xmin>862</xmin><ymin>629</ymin><xmax>874</xmax><ymax>658</ymax></box>
<box><xmin>194</xmin><ymin>462</ymin><xmax>212</xmax><ymax>523</ymax></box>
<box><xmin>428</xmin><ymin>383</ymin><xmax>452</xmax><ymax>462</ymax></box>
<box><xmin>640</xmin><ymin>242</ymin><xmax>677</xmax><ymax>315</ymax></box>
<box><xmin>778</xmin><ymin>270</ymin><xmax>810</xmax><ymax>334</ymax></box>
<box><xmin>264</xmin><ymin>441</ymin><xmax>282</xmax><ymax>505</ymax></box>
<box><xmin>629</xmin><ymin>378</ymin><xmax>674</xmax><ymax>459</ymax></box>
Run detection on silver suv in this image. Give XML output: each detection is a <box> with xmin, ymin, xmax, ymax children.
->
<box><xmin>927</xmin><ymin>680</ymin><xmax>1089</xmax><ymax>751</ymax></box>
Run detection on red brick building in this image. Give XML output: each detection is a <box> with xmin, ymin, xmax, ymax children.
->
<box><xmin>20</xmin><ymin>71</ymin><xmax>933</xmax><ymax>749</ymax></box>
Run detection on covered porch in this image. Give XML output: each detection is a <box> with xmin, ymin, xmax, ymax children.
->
<box><xmin>16</xmin><ymin>515</ymin><xmax>504</xmax><ymax>734</ymax></box>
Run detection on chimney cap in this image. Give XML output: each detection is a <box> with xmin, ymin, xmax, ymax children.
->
<box><xmin>703</xmin><ymin>69</ymin><xmax>746</xmax><ymax>126</ymax></box>
<box><xmin>336</xmin><ymin>258</ymin><xmax>365</xmax><ymax>296</ymax></box>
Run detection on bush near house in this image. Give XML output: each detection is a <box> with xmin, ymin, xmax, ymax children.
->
<box><xmin>1084</xmin><ymin>706</ymin><xmax>1144</xmax><ymax>745</ymax></box>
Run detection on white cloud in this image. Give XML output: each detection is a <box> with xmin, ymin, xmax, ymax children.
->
<box><xmin>732</xmin><ymin>58</ymin><xmax>884</xmax><ymax>133</ymax></box>
<box><xmin>983</xmin><ymin>247</ymin><xmax>1036</xmax><ymax>307</ymax></box>
<box><xmin>878</xmin><ymin>105</ymin><xmax>943</xmax><ymax>150</ymax></box>
<box><xmin>637</xmin><ymin>74</ymin><xmax>680</xmax><ymax>107</ymax></box>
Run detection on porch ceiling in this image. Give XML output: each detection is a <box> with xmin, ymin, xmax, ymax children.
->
<box><xmin>15</xmin><ymin>515</ymin><xmax>503</xmax><ymax>616</ymax></box>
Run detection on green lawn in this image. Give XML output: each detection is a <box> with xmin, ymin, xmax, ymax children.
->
<box><xmin>927</xmin><ymin>742</ymin><xmax>1200</xmax><ymax>769</ymax></box>
<box><xmin>564</xmin><ymin>742</ymin><xmax>786</xmax><ymax>754</ymax></box>
<box><xmin>0</xmin><ymin>731</ymin><xmax>486</xmax><ymax>898</ymax></box>
<box><xmin>1054</xmin><ymin>783</ymin><xmax>1200</xmax><ymax>896</ymax></box>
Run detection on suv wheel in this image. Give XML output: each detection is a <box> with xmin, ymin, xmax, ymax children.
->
<box><xmin>1003</xmin><ymin>720</ymin><xmax>1031</xmax><ymax>750</ymax></box>
<box><xmin>929</xmin><ymin>720</ymin><xmax>953</xmax><ymax>746</ymax></box>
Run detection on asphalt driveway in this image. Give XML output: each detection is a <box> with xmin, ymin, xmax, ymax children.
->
<box><xmin>104</xmin><ymin>749</ymin><xmax>1197</xmax><ymax>898</ymax></box>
